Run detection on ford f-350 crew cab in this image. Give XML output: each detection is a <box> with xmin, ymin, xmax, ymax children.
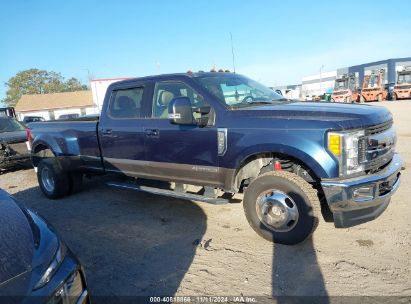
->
<box><xmin>28</xmin><ymin>72</ymin><xmax>402</xmax><ymax>245</ymax></box>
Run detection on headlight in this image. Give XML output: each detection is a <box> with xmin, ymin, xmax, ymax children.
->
<box><xmin>327</xmin><ymin>130</ymin><xmax>365</xmax><ymax>177</ymax></box>
<box><xmin>33</xmin><ymin>240</ymin><xmax>67</xmax><ymax>290</ymax></box>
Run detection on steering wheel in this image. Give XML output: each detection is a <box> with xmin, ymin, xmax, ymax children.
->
<box><xmin>242</xmin><ymin>96</ymin><xmax>254</xmax><ymax>103</ymax></box>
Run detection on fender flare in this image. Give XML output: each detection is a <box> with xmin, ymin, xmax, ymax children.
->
<box><xmin>32</xmin><ymin>134</ymin><xmax>63</xmax><ymax>156</ymax></box>
<box><xmin>235</xmin><ymin>144</ymin><xmax>335</xmax><ymax>177</ymax></box>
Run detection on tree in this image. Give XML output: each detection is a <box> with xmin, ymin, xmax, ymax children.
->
<box><xmin>64</xmin><ymin>77</ymin><xmax>88</xmax><ymax>92</ymax></box>
<box><xmin>2</xmin><ymin>69</ymin><xmax>89</xmax><ymax>106</ymax></box>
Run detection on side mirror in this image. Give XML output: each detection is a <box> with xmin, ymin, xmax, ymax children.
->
<box><xmin>168</xmin><ymin>97</ymin><xmax>195</xmax><ymax>125</ymax></box>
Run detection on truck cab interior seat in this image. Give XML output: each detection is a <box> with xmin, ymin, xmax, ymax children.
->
<box><xmin>158</xmin><ymin>91</ymin><xmax>175</xmax><ymax>118</ymax></box>
<box><xmin>114</xmin><ymin>96</ymin><xmax>137</xmax><ymax>118</ymax></box>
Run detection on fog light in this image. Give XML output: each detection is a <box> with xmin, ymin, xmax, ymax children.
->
<box><xmin>353</xmin><ymin>186</ymin><xmax>375</xmax><ymax>202</ymax></box>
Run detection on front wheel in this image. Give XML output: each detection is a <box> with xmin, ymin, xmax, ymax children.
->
<box><xmin>243</xmin><ymin>171</ymin><xmax>320</xmax><ymax>245</ymax></box>
<box><xmin>37</xmin><ymin>159</ymin><xmax>70</xmax><ymax>199</ymax></box>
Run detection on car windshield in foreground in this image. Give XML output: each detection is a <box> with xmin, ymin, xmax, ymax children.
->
<box><xmin>196</xmin><ymin>74</ymin><xmax>290</xmax><ymax>108</ymax></box>
<box><xmin>0</xmin><ymin>118</ymin><xmax>26</xmax><ymax>133</ymax></box>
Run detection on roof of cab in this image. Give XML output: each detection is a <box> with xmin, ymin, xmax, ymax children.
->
<box><xmin>110</xmin><ymin>72</ymin><xmax>235</xmax><ymax>86</ymax></box>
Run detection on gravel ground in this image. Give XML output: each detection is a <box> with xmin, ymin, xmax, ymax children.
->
<box><xmin>0</xmin><ymin>101</ymin><xmax>410</xmax><ymax>301</ymax></box>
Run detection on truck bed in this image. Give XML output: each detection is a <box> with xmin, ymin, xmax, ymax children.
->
<box><xmin>29</xmin><ymin>120</ymin><xmax>103</xmax><ymax>171</ymax></box>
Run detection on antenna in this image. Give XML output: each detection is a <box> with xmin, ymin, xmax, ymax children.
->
<box><xmin>230</xmin><ymin>32</ymin><xmax>236</xmax><ymax>73</ymax></box>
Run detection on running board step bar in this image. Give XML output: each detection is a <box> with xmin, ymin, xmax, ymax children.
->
<box><xmin>106</xmin><ymin>181</ymin><xmax>229</xmax><ymax>205</ymax></box>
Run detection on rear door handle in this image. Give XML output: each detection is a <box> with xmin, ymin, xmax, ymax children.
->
<box><xmin>101</xmin><ymin>128</ymin><xmax>113</xmax><ymax>135</ymax></box>
<box><xmin>101</xmin><ymin>129</ymin><xmax>118</xmax><ymax>138</ymax></box>
<box><xmin>145</xmin><ymin>129</ymin><xmax>159</xmax><ymax>137</ymax></box>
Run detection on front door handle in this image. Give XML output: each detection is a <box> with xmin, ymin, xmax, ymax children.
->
<box><xmin>145</xmin><ymin>129</ymin><xmax>159</xmax><ymax>137</ymax></box>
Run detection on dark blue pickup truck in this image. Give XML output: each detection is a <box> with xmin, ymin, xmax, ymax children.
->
<box><xmin>28</xmin><ymin>72</ymin><xmax>402</xmax><ymax>244</ymax></box>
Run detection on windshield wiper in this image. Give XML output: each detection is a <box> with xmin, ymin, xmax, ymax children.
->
<box><xmin>246</xmin><ymin>101</ymin><xmax>273</xmax><ymax>104</ymax></box>
<box><xmin>272</xmin><ymin>98</ymin><xmax>292</xmax><ymax>102</ymax></box>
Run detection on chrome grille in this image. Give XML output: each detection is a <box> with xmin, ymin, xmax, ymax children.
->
<box><xmin>363</xmin><ymin>122</ymin><xmax>396</xmax><ymax>173</ymax></box>
<box><xmin>366</xmin><ymin>120</ymin><xmax>393</xmax><ymax>136</ymax></box>
<box><xmin>358</xmin><ymin>137</ymin><xmax>367</xmax><ymax>163</ymax></box>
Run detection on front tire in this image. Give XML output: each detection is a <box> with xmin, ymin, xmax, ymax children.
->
<box><xmin>243</xmin><ymin>171</ymin><xmax>320</xmax><ymax>245</ymax></box>
<box><xmin>37</xmin><ymin>159</ymin><xmax>70</xmax><ymax>199</ymax></box>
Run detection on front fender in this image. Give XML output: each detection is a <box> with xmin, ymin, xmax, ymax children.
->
<box><xmin>223</xmin><ymin>129</ymin><xmax>338</xmax><ymax>179</ymax></box>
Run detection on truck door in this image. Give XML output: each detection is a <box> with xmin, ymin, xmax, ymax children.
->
<box><xmin>98</xmin><ymin>83</ymin><xmax>151</xmax><ymax>175</ymax></box>
<box><xmin>143</xmin><ymin>80</ymin><xmax>222</xmax><ymax>187</ymax></box>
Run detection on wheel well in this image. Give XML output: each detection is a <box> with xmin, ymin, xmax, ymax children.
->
<box><xmin>233</xmin><ymin>152</ymin><xmax>319</xmax><ymax>192</ymax></box>
<box><xmin>234</xmin><ymin>152</ymin><xmax>333</xmax><ymax>222</ymax></box>
<box><xmin>32</xmin><ymin>144</ymin><xmax>55</xmax><ymax>167</ymax></box>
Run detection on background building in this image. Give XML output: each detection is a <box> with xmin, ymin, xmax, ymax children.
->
<box><xmin>15</xmin><ymin>90</ymin><xmax>98</xmax><ymax>120</ymax></box>
<box><xmin>270</xmin><ymin>84</ymin><xmax>302</xmax><ymax>99</ymax></box>
<box><xmin>15</xmin><ymin>78</ymin><xmax>130</xmax><ymax>120</ymax></box>
<box><xmin>274</xmin><ymin>57</ymin><xmax>411</xmax><ymax>99</ymax></box>
<box><xmin>301</xmin><ymin>71</ymin><xmax>337</xmax><ymax>98</ymax></box>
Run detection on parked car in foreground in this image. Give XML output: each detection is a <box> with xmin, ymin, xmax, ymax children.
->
<box><xmin>22</xmin><ymin>116</ymin><xmax>46</xmax><ymax>125</ymax></box>
<box><xmin>0</xmin><ymin>116</ymin><xmax>31</xmax><ymax>170</ymax></box>
<box><xmin>58</xmin><ymin>113</ymin><xmax>79</xmax><ymax>120</ymax></box>
<box><xmin>28</xmin><ymin>72</ymin><xmax>402</xmax><ymax>245</ymax></box>
<box><xmin>0</xmin><ymin>189</ymin><xmax>89</xmax><ymax>302</ymax></box>
<box><xmin>0</xmin><ymin>107</ymin><xmax>17</xmax><ymax>118</ymax></box>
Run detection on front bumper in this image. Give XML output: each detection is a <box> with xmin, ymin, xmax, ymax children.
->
<box><xmin>394</xmin><ymin>91</ymin><xmax>411</xmax><ymax>99</ymax></box>
<box><xmin>321</xmin><ymin>153</ymin><xmax>402</xmax><ymax>228</ymax></box>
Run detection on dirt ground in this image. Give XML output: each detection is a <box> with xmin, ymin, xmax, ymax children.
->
<box><xmin>0</xmin><ymin>101</ymin><xmax>410</xmax><ymax>301</ymax></box>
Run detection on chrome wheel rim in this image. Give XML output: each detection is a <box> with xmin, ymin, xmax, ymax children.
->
<box><xmin>256</xmin><ymin>190</ymin><xmax>299</xmax><ymax>232</ymax></box>
<box><xmin>41</xmin><ymin>167</ymin><xmax>55</xmax><ymax>193</ymax></box>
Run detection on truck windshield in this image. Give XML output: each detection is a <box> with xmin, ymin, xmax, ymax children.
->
<box><xmin>398</xmin><ymin>73</ymin><xmax>411</xmax><ymax>84</ymax></box>
<box><xmin>334</xmin><ymin>80</ymin><xmax>347</xmax><ymax>90</ymax></box>
<box><xmin>365</xmin><ymin>75</ymin><xmax>379</xmax><ymax>88</ymax></box>
<box><xmin>196</xmin><ymin>74</ymin><xmax>288</xmax><ymax>108</ymax></box>
<box><xmin>0</xmin><ymin>118</ymin><xmax>26</xmax><ymax>133</ymax></box>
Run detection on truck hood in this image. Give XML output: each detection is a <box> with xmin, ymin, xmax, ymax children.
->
<box><xmin>234</xmin><ymin>102</ymin><xmax>391</xmax><ymax>130</ymax></box>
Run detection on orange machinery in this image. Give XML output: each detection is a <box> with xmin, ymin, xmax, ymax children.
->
<box><xmin>331</xmin><ymin>74</ymin><xmax>360</xmax><ymax>103</ymax></box>
<box><xmin>393</xmin><ymin>67</ymin><xmax>411</xmax><ymax>100</ymax></box>
<box><xmin>360</xmin><ymin>69</ymin><xmax>387</xmax><ymax>102</ymax></box>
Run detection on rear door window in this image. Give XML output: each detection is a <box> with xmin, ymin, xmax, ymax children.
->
<box><xmin>109</xmin><ymin>87</ymin><xmax>144</xmax><ymax>119</ymax></box>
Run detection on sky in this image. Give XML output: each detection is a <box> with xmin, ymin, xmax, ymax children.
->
<box><xmin>1</xmin><ymin>0</ymin><xmax>411</xmax><ymax>101</ymax></box>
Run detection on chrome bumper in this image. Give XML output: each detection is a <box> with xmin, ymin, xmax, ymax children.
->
<box><xmin>321</xmin><ymin>153</ymin><xmax>402</xmax><ymax>228</ymax></box>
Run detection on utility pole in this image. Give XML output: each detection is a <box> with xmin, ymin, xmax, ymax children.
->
<box><xmin>83</xmin><ymin>68</ymin><xmax>92</xmax><ymax>81</ymax></box>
